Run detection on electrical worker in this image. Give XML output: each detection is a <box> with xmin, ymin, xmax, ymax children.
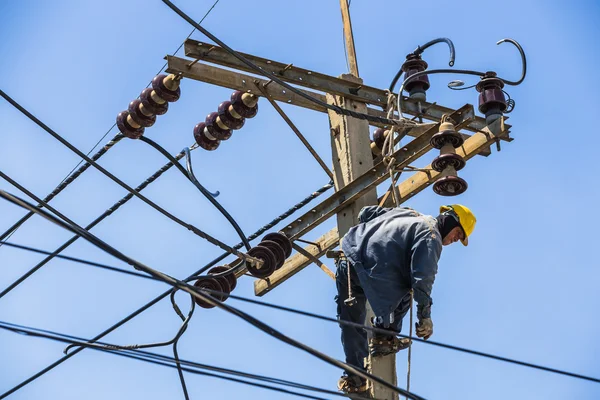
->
<box><xmin>335</xmin><ymin>204</ymin><xmax>476</xmax><ymax>393</ymax></box>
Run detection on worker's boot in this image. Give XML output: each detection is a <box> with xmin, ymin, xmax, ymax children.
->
<box><xmin>337</xmin><ymin>373</ymin><xmax>368</xmax><ymax>394</ymax></box>
<box><xmin>369</xmin><ymin>328</ymin><xmax>411</xmax><ymax>357</ymax></box>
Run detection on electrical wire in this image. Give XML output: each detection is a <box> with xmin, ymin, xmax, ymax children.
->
<box><xmin>203</xmin><ymin>289</ymin><xmax>600</xmax><ymax>385</ymax></box>
<box><xmin>0</xmin><ymin>183</ymin><xmax>425</xmax><ymax>400</ymax></box>
<box><xmin>0</xmin><ymin>134</ymin><xmax>123</xmax><ymax>247</ymax></box>
<box><xmin>0</xmin><ymin>147</ymin><xmax>204</xmax><ymax>299</ymax></box>
<box><xmin>0</xmin><ymin>89</ymin><xmax>260</xmax><ymax>266</ymax></box>
<box><xmin>161</xmin><ymin>0</ymin><xmax>405</xmax><ymax>127</ymax></box>
<box><xmin>138</xmin><ymin>136</ymin><xmax>251</xmax><ymax>251</ymax></box>
<box><xmin>0</xmin><ymin>321</ymin><xmax>361</xmax><ymax>400</ymax></box>
<box><xmin>0</xmin><ymin>240</ymin><xmax>158</xmax><ymax>281</ymax></box>
<box><xmin>4</xmin><ymin>175</ymin><xmax>586</xmax><ymax>384</ymax></box>
<box><xmin>0</xmin><ymin>0</ymin><xmax>222</xmax><ymax>251</ymax></box>
<box><xmin>0</xmin><ymin>179</ymin><xmax>332</xmax><ymax>398</ymax></box>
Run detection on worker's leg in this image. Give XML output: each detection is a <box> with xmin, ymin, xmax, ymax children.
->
<box><xmin>335</xmin><ymin>258</ymin><xmax>368</xmax><ymax>369</ymax></box>
<box><xmin>369</xmin><ymin>292</ymin><xmax>412</xmax><ymax>356</ymax></box>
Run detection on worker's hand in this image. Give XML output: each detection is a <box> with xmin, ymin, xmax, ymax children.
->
<box><xmin>415</xmin><ymin>318</ymin><xmax>433</xmax><ymax>340</ymax></box>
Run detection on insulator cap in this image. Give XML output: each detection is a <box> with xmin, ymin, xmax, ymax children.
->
<box><xmin>476</xmin><ymin>72</ymin><xmax>507</xmax><ymax>115</ymax></box>
<box><xmin>116</xmin><ymin>111</ymin><xmax>145</xmax><ymax>139</ymax></box>
<box><xmin>152</xmin><ymin>74</ymin><xmax>181</xmax><ymax>102</ymax></box>
<box><xmin>260</xmin><ymin>240</ymin><xmax>286</xmax><ymax>270</ymax></box>
<box><xmin>433</xmin><ymin>175</ymin><xmax>468</xmax><ymax>196</ymax></box>
<box><xmin>207</xmin><ymin>266</ymin><xmax>237</xmax><ymax>291</ymax></box>
<box><xmin>128</xmin><ymin>99</ymin><xmax>156</xmax><ymax>128</ymax></box>
<box><xmin>431</xmin><ymin>153</ymin><xmax>465</xmax><ymax>173</ymax></box>
<box><xmin>402</xmin><ymin>55</ymin><xmax>430</xmax><ymax>94</ymax></box>
<box><xmin>192</xmin><ymin>277</ymin><xmax>222</xmax><ymax>308</ymax></box>
<box><xmin>262</xmin><ymin>232</ymin><xmax>292</xmax><ymax>258</ymax></box>
<box><xmin>194</xmin><ymin>122</ymin><xmax>220</xmax><ymax>151</ymax></box>
<box><xmin>140</xmin><ymin>88</ymin><xmax>169</xmax><ymax>115</ymax></box>
<box><xmin>217</xmin><ymin>100</ymin><xmax>245</xmax><ymax>130</ymax></box>
<box><xmin>430</xmin><ymin>130</ymin><xmax>464</xmax><ymax>149</ymax></box>
<box><xmin>246</xmin><ymin>245</ymin><xmax>277</xmax><ymax>278</ymax></box>
<box><xmin>205</xmin><ymin>111</ymin><xmax>232</xmax><ymax>141</ymax></box>
<box><xmin>231</xmin><ymin>91</ymin><xmax>258</xmax><ymax>118</ymax></box>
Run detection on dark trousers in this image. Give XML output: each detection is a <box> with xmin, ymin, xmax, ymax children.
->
<box><xmin>335</xmin><ymin>259</ymin><xmax>411</xmax><ymax>371</ymax></box>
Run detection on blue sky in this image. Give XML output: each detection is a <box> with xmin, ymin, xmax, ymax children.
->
<box><xmin>0</xmin><ymin>0</ymin><xmax>599</xmax><ymax>399</ymax></box>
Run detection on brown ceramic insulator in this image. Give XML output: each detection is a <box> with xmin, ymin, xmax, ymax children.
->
<box><xmin>128</xmin><ymin>99</ymin><xmax>156</xmax><ymax>128</ymax></box>
<box><xmin>192</xmin><ymin>277</ymin><xmax>223</xmax><ymax>308</ymax></box>
<box><xmin>193</xmin><ymin>122</ymin><xmax>220</xmax><ymax>151</ymax></box>
<box><xmin>431</xmin><ymin>153</ymin><xmax>466</xmax><ymax>172</ymax></box>
<box><xmin>230</xmin><ymin>91</ymin><xmax>258</xmax><ymax>118</ymax></box>
<box><xmin>206</xmin><ymin>273</ymin><xmax>231</xmax><ymax>301</ymax></box>
<box><xmin>152</xmin><ymin>74</ymin><xmax>181</xmax><ymax>102</ymax></box>
<box><xmin>430</xmin><ymin>130</ymin><xmax>464</xmax><ymax>149</ymax></box>
<box><xmin>140</xmin><ymin>88</ymin><xmax>169</xmax><ymax>115</ymax></box>
<box><xmin>207</xmin><ymin>266</ymin><xmax>237</xmax><ymax>291</ymax></box>
<box><xmin>245</xmin><ymin>245</ymin><xmax>277</xmax><ymax>278</ymax></box>
<box><xmin>217</xmin><ymin>101</ymin><xmax>245</xmax><ymax>130</ymax></box>
<box><xmin>263</xmin><ymin>232</ymin><xmax>292</xmax><ymax>258</ymax></box>
<box><xmin>205</xmin><ymin>112</ymin><xmax>232</xmax><ymax>141</ymax></box>
<box><xmin>476</xmin><ymin>73</ymin><xmax>507</xmax><ymax>114</ymax></box>
<box><xmin>260</xmin><ymin>240</ymin><xmax>286</xmax><ymax>270</ymax></box>
<box><xmin>116</xmin><ymin>111</ymin><xmax>145</xmax><ymax>139</ymax></box>
<box><xmin>433</xmin><ymin>175</ymin><xmax>468</xmax><ymax>197</ymax></box>
<box><xmin>402</xmin><ymin>55</ymin><xmax>430</xmax><ymax>93</ymax></box>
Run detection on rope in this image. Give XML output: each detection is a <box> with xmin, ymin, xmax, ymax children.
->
<box><xmin>406</xmin><ymin>289</ymin><xmax>414</xmax><ymax>399</ymax></box>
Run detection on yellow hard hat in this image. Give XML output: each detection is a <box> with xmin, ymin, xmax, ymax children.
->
<box><xmin>440</xmin><ymin>204</ymin><xmax>476</xmax><ymax>246</ymax></box>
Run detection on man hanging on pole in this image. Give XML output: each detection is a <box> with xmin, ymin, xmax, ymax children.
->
<box><xmin>335</xmin><ymin>204</ymin><xmax>476</xmax><ymax>393</ymax></box>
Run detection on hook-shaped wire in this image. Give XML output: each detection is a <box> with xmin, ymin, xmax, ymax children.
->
<box><xmin>183</xmin><ymin>147</ymin><xmax>219</xmax><ymax>197</ymax></box>
<box><xmin>138</xmin><ymin>136</ymin><xmax>252</xmax><ymax>251</ymax></box>
<box><xmin>496</xmin><ymin>38</ymin><xmax>527</xmax><ymax>86</ymax></box>
<box><xmin>389</xmin><ymin>37</ymin><xmax>456</xmax><ymax>92</ymax></box>
<box><xmin>413</xmin><ymin>37</ymin><xmax>456</xmax><ymax>67</ymax></box>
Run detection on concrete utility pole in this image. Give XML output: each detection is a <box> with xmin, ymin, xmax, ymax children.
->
<box><xmin>335</xmin><ymin>1</ymin><xmax>398</xmax><ymax>398</ymax></box>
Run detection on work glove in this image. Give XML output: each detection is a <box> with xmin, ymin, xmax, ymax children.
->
<box><xmin>415</xmin><ymin>318</ymin><xmax>433</xmax><ymax>340</ymax></box>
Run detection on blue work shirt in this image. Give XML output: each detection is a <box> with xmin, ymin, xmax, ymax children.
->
<box><xmin>341</xmin><ymin>206</ymin><xmax>442</xmax><ymax>320</ymax></box>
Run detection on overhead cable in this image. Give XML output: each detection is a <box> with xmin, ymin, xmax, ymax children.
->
<box><xmin>0</xmin><ymin>179</ymin><xmax>332</xmax><ymax>397</ymax></box>
<box><xmin>0</xmin><ymin>321</ymin><xmax>349</xmax><ymax>400</ymax></box>
<box><xmin>0</xmin><ymin>0</ymin><xmax>222</xmax><ymax>249</ymax></box>
<box><xmin>0</xmin><ymin>89</ymin><xmax>260</xmax><ymax>266</ymax></box>
<box><xmin>138</xmin><ymin>136</ymin><xmax>251</xmax><ymax>250</ymax></box>
<box><xmin>0</xmin><ymin>181</ymin><xmax>425</xmax><ymax>400</ymax></box>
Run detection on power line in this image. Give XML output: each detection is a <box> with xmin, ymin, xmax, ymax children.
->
<box><xmin>4</xmin><ymin>196</ymin><xmax>592</xmax><ymax>384</ymax></box>
<box><xmin>0</xmin><ymin>181</ymin><xmax>424</xmax><ymax>400</ymax></box>
<box><xmin>8</xmin><ymin>220</ymin><xmax>589</xmax><ymax>387</ymax></box>
<box><xmin>0</xmin><ymin>89</ymin><xmax>257</xmax><ymax>266</ymax></box>
<box><xmin>0</xmin><ymin>240</ymin><xmax>158</xmax><ymax>281</ymax></box>
<box><xmin>0</xmin><ymin>0</ymin><xmax>222</xmax><ymax>250</ymax></box>
<box><xmin>0</xmin><ymin>179</ymin><xmax>331</xmax><ymax>397</ymax></box>
<box><xmin>0</xmin><ymin>321</ymin><xmax>356</xmax><ymax>400</ymax></box>
<box><xmin>4</xmin><ymin>206</ymin><xmax>593</xmax><ymax>385</ymax></box>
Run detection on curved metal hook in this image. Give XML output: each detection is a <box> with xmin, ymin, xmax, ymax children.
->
<box><xmin>183</xmin><ymin>147</ymin><xmax>219</xmax><ymax>197</ymax></box>
<box><xmin>496</xmin><ymin>38</ymin><xmax>527</xmax><ymax>86</ymax></box>
<box><xmin>388</xmin><ymin>37</ymin><xmax>456</xmax><ymax>92</ymax></box>
<box><xmin>413</xmin><ymin>37</ymin><xmax>456</xmax><ymax>67</ymax></box>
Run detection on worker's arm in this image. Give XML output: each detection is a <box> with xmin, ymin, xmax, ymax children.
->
<box><xmin>410</xmin><ymin>234</ymin><xmax>442</xmax><ymax>319</ymax></box>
